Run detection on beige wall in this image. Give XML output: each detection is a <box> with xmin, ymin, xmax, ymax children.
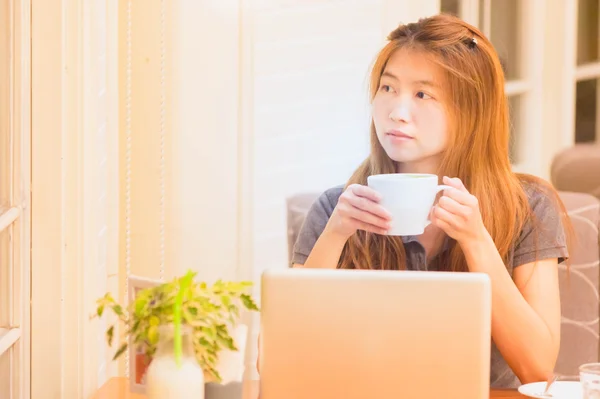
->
<box><xmin>170</xmin><ymin>0</ymin><xmax>243</xmax><ymax>283</ymax></box>
<box><xmin>116</xmin><ymin>0</ymin><xmax>244</xmax><ymax>285</ymax></box>
<box><xmin>31</xmin><ymin>0</ymin><xmax>119</xmax><ymax>396</ymax></box>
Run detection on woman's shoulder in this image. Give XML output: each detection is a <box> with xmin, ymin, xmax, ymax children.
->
<box><xmin>291</xmin><ymin>184</ymin><xmax>345</xmax><ymax>265</ymax></box>
<box><xmin>311</xmin><ymin>184</ymin><xmax>345</xmax><ymax>215</ymax></box>
<box><xmin>511</xmin><ymin>175</ymin><xmax>568</xmax><ymax>267</ymax></box>
<box><xmin>518</xmin><ymin>175</ymin><xmax>563</xmax><ymax>214</ymax></box>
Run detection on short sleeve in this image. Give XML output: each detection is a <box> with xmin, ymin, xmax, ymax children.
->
<box><xmin>291</xmin><ymin>187</ymin><xmax>343</xmax><ymax>265</ymax></box>
<box><xmin>512</xmin><ymin>184</ymin><xmax>569</xmax><ymax>268</ymax></box>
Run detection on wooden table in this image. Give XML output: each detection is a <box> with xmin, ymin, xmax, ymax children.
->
<box><xmin>91</xmin><ymin>377</ymin><xmax>526</xmax><ymax>398</ymax></box>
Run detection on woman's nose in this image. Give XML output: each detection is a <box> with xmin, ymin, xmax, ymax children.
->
<box><xmin>388</xmin><ymin>100</ymin><xmax>412</xmax><ymax>123</ymax></box>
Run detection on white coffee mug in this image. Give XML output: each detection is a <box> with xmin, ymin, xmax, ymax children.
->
<box><xmin>367</xmin><ymin>173</ymin><xmax>451</xmax><ymax>236</ymax></box>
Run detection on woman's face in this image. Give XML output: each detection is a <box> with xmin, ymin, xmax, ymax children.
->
<box><xmin>372</xmin><ymin>48</ymin><xmax>449</xmax><ymax>173</ymax></box>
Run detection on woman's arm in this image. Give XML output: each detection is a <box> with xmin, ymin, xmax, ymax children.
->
<box><xmin>292</xmin><ymin>184</ymin><xmax>391</xmax><ymax>269</ymax></box>
<box><xmin>462</xmin><ymin>233</ymin><xmax>560</xmax><ymax>383</ymax></box>
<box><xmin>294</xmin><ymin>227</ymin><xmax>349</xmax><ymax>269</ymax></box>
<box><xmin>431</xmin><ymin>176</ymin><xmax>562</xmax><ymax>383</ymax></box>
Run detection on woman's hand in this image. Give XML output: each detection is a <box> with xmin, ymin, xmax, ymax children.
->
<box><xmin>325</xmin><ymin>184</ymin><xmax>392</xmax><ymax>240</ymax></box>
<box><xmin>430</xmin><ymin>176</ymin><xmax>488</xmax><ymax>245</ymax></box>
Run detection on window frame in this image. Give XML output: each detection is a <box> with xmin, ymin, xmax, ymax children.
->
<box><xmin>0</xmin><ymin>0</ymin><xmax>31</xmax><ymax>398</ymax></box>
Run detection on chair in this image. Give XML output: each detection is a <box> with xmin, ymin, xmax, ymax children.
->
<box><xmin>550</xmin><ymin>144</ymin><xmax>600</xmax><ymax>375</ymax></box>
<box><xmin>555</xmin><ymin>191</ymin><xmax>600</xmax><ymax>377</ymax></box>
<box><xmin>286</xmin><ymin>193</ymin><xmax>322</xmax><ymax>265</ymax></box>
<box><xmin>551</xmin><ymin>144</ymin><xmax>600</xmax><ymax>199</ymax></box>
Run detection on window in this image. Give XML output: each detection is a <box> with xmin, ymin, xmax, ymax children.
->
<box><xmin>440</xmin><ymin>0</ymin><xmax>543</xmax><ymax>173</ymax></box>
<box><xmin>574</xmin><ymin>0</ymin><xmax>600</xmax><ymax>143</ymax></box>
<box><xmin>440</xmin><ymin>0</ymin><xmax>460</xmax><ymax>16</ymax></box>
<box><xmin>0</xmin><ymin>0</ymin><xmax>31</xmax><ymax>397</ymax></box>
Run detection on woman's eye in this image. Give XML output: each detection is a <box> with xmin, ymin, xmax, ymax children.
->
<box><xmin>416</xmin><ymin>91</ymin><xmax>432</xmax><ymax>100</ymax></box>
<box><xmin>381</xmin><ymin>85</ymin><xmax>393</xmax><ymax>93</ymax></box>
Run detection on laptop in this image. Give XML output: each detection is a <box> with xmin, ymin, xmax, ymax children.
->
<box><xmin>259</xmin><ymin>268</ymin><xmax>492</xmax><ymax>399</ymax></box>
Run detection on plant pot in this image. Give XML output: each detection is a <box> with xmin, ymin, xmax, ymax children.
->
<box><xmin>145</xmin><ymin>325</ymin><xmax>205</xmax><ymax>399</ymax></box>
<box><xmin>205</xmin><ymin>382</ymin><xmax>243</xmax><ymax>399</ymax></box>
<box><xmin>133</xmin><ymin>350</ymin><xmax>245</xmax><ymax>399</ymax></box>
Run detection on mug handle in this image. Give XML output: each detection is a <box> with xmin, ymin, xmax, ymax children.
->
<box><xmin>424</xmin><ymin>185</ymin><xmax>453</xmax><ymax>227</ymax></box>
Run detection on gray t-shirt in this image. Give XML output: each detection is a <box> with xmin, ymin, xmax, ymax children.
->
<box><xmin>291</xmin><ymin>181</ymin><xmax>568</xmax><ymax>389</ymax></box>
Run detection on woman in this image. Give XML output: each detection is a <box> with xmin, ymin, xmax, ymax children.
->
<box><xmin>291</xmin><ymin>14</ymin><xmax>570</xmax><ymax>388</ymax></box>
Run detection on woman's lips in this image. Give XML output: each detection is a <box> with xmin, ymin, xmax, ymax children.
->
<box><xmin>386</xmin><ymin>130</ymin><xmax>414</xmax><ymax>141</ymax></box>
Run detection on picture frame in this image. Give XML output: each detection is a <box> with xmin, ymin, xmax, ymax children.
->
<box><xmin>127</xmin><ymin>275</ymin><xmax>162</xmax><ymax>394</ymax></box>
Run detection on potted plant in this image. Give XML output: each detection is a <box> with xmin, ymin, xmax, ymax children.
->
<box><xmin>95</xmin><ymin>270</ymin><xmax>259</xmax><ymax>399</ymax></box>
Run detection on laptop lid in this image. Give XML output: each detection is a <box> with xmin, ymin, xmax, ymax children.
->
<box><xmin>259</xmin><ymin>268</ymin><xmax>491</xmax><ymax>399</ymax></box>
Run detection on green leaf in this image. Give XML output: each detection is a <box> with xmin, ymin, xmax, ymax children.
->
<box><xmin>174</xmin><ymin>270</ymin><xmax>194</xmax><ymax>368</ymax></box>
<box><xmin>112</xmin><ymin>304</ymin><xmax>124</xmax><ymax>316</ymax></box>
<box><xmin>217</xmin><ymin>335</ymin><xmax>236</xmax><ymax>351</ymax></box>
<box><xmin>148</xmin><ymin>325</ymin><xmax>159</xmax><ymax>345</ymax></box>
<box><xmin>216</xmin><ymin>324</ymin><xmax>227</xmax><ymax>333</ymax></box>
<box><xmin>228</xmin><ymin>304</ymin><xmax>240</xmax><ymax>317</ymax></box>
<box><xmin>182</xmin><ymin>306</ymin><xmax>198</xmax><ymax>323</ymax></box>
<box><xmin>131</xmin><ymin>319</ymin><xmax>141</xmax><ymax>334</ymax></box>
<box><xmin>106</xmin><ymin>325</ymin><xmax>114</xmax><ymax>346</ymax></box>
<box><xmin>185</xmin><ymin>317</ymin><xmax>208</xmax><ymax>328</ymax></box>
<box><xmin>135</xmin><ymin>297</ymin><xmax>148</xmax><ymax>316</ymax></box>
<box><xmin>205</xmin><ymin>326</ymin><xmax>217</xmax><ymax>339</ymax></box>
<box><xmin>208</xmin><ymin>367</ymin><xmax>222</xmax><ymax>383</ymax></box>
<box><xmin>187</xmin><ymin>307</ymin><xmax>198</xmax><ymax>316</ymax></box>
<box><xmin>221</xmin><ymin>295</ymin><xmax>231</xmax><ymax>307</ymax></box>
<box><xmin>240</xmin><ymin>294</ymin><xmax>259</xmax><ymax>311</ymax></box>
<box><xmin>97</xmin><ymin>305</ymin><xmax>105</xmax><ymax>317</ymax></box>
<box><xmin>113</xmin><ymin>343</ymin><xmax>128</xmax><ymax>360</ymax></box>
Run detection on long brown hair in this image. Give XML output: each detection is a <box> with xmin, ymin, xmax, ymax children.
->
<box><xmin>338</xmin><ymin>14</ymin><xmax>571</xmax><ymax>272</ymax></box>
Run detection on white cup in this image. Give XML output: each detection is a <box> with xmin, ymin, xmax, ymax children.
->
<box><xmin>367</xmin><ymin>173</ymin><xmax>451</xmax><ymax>236</ymax></box>
<box><xmin>580</xmin><ymin>363</ymin><xmax>600</xmax><ymax>399</ymax></box>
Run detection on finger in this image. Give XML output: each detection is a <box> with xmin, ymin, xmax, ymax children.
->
<box><xmin>433</xmin><ymin>216</ymin><xmax>453</xmax><ymax>235</ymax></box>
<box><xmin>433</xmin><ymin>204</ymin><xmax>460</xmax><ymax>228</ymax></box>
<box><xmin>438</xmin><ymin>195</ymin><xmax>471</xmax><ymax>219</ymax></box>
<box><xmin>443</xmin><ymin>176</ymin><xmax>469</xmax><ymax>193</ymax></box>
<box><xmin>441</xmin><ymin>186</ymin><xmax>473</xmax><ymax>206</ymax></box>
<box><xmin>352</xmin><ymin>218</ymin><xmax>389</xmax><ymax>235</ymax></box>
<box><xmin>349</xmin><ymin>184</ymin><xmax>383</xmax><ymax>202</ymax></box>
<box><xmin>346</xmin><ymin>206</ymin><xmax>392</xmax><ymax>230</ymax></box>
<box><xmin>347</xmin><ymin>193</ymin><xmax>393</xmax><ymax>220</ymax></box>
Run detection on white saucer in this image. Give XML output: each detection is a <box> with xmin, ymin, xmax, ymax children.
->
<box><xmin>518</xmin><ymin>381</ymin><xmax>582</xmax><ymax>398</ymax></box>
